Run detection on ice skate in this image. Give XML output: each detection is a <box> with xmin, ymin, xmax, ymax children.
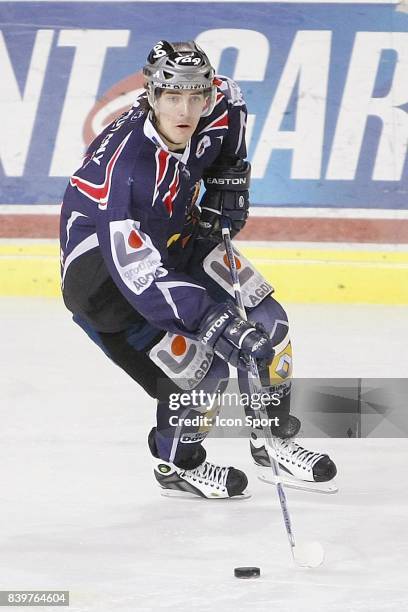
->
<box><xmin>250</xmin><ymin>417</ymin><xmax>338</xmax><ymax>494</ymax></box>
<box><xmin>149</xmin><ymin>430</ymin><xmax>250</xmax><ymax>500</ymax></box>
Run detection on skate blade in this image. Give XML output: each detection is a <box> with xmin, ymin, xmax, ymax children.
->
<box><xmin>159</xmin><ymin>487</ymin><xmax>252</xmax><ymax>500</ymax></box>
<box><xmin>256</xmin><ymin>467</ymin><xmax>338</xmax><ymax>494</ymax></box>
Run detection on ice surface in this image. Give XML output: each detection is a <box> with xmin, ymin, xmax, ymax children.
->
<box><xmin>0</xmin><ymin>298</ymin><xmax>407</xmax><ymax>611</ymax></box>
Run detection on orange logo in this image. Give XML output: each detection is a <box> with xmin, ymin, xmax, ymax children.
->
<box><xmin>223</xmin><ymin>254</ymin><xmax>241</xmax><ymax>270</ymax></box>
<box><xmin>171</xmin><ymin>335</ymin><xmax>187</xmax><ymax>356</ymax></box>
<box><xmin>128</xmin><ymin>229</ymin><xmax>143</xmax><ymax>249</ymax></box>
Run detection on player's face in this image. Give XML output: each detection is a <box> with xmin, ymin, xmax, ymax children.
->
<box><xmin>154</xmin><ymin>90</ymin><xmax>209</xmax><ymax>149</ymax></box>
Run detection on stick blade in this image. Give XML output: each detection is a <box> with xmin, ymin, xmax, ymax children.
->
<box><xmin>293</xmin><ymin>541</ymin><xmax>324</xmax><ymax>568</ymax></box>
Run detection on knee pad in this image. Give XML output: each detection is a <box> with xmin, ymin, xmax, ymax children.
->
<box><xmin>263</xmin><ymin>328</ymin><xmax>292</xmax><ymax>425</ymax></box>
<box><xmin>246</xmin><ymin>297</ymin><xmax>293</xmax><ymax>427</ymax></box>
<box><xmin>247</xmin><ymin>296</ymin><xmax>292</xmax><ymax>383</ymax></box>
<box><xmin>269</xmin><ymin>332</ymin><xmax>293</xmax><ymax>383</ymax></box>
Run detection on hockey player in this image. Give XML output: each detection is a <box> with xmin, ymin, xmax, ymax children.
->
<box><xmin>60</xmin><ymin>40</ymin><xmax>337</xmax><ymax>499</ymax></box>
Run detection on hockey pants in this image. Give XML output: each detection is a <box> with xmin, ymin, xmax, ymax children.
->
<box><xmin>73</xmin><ymin>294</ymin><xmax>292</xmax><ymax>465</ymax></box>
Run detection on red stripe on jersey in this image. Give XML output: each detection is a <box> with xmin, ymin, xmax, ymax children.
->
<box><xmin>70</xmin><ymin>132</ymin><xmax>131</xmax><ymax>207</ymax></box>
<box><xmin>153</xmin><ymin>149</ymin><xmax>170</xmax><ymax>206</ymax></box>
<box><xmin>157</xmin><ymin>149</ymin><xmax>169</xmax><ymax>187</ymax></box>
<box><xmin>198</xmin><ymin>109</ymin><xmax>229</xmax><ymax>134</ymax></box>
<box><xmin>212</xmin><ymin>112</ymin><xmax>229</xmax><ymax>129</ymax></box>
<box><xmin>163</xmin><ymin>163</ymin><xmax>180</xmax><ymax>217</ymax></box>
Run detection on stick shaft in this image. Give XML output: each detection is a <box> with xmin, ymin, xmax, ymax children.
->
<box><xmin>221</xmin><ymin>220</ymin><xmax>296</xmax><ymax>552</ymax></box>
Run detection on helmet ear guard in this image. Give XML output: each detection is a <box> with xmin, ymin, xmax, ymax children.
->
<box><xmin>143</xmin><ymin>40</ymin><xmax>217</xmax><ymax>117</ymax></box>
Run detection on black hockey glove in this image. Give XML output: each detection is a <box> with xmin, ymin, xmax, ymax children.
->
<box><xmin>199</xmin><ymin>303</ymin><xmax>274</xmax><ymax>372</ymax></box>
<box><xmin>198</xmin><ymin>159</ymin><xmax>250</xmax><ymax>243</ymax></box>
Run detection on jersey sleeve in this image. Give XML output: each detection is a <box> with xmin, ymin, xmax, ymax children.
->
<box><xmin>214</xmin><ymin>75</ymin><xmax>248</xmax><ymax>162</ymax></box>
<box><xmin>94</xmin><ymin>159</ymin><xmax>218</xmax><ymax>338</ymax></box>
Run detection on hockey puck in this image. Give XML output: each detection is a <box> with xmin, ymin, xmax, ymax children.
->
<box><xmin>234</xmin><ymin>567</ymin><xmax>261</xmax><ymax>579</ymax></box>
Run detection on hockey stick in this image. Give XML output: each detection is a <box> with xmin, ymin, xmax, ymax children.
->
<box><xmin>221</xmin><ymin>218</ymin><xmax>324</xmax><ymax>569</ymax></box>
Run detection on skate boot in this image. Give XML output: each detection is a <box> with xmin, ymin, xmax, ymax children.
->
<box><xmin>250</xmin><ymin>416</ymin><xmax>338</xmax><ymax>494</ymax></box>
<box><xmin>149</xmin><ymin>429</ymin><xmax>250</xmax><ymax>500</ymax></box>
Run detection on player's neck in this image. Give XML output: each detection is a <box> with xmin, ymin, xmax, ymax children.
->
<box><xmin>151</xmin><ymin>113</ymin><xmax>187</xmax><ymax>152</ymax></box>
<box><xmin>157</xmin><ymin>131</ymin><xmax>186</xmax><ymax>153</ymax></box>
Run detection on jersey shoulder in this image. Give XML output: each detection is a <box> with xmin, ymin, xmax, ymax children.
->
<box><xmin>71</xmin><ymin>99</ymin><xmax>151</xmax><ymax>183</ymax></box>
<box><xmin>214</xmin><ymin>75</ymin><xmax>246</xmax><ymax>108</ymax></box>
<box><xmin>66</xmin><ymin>98</ymin><xmax>156</xmax><ymax>211</ymax></box>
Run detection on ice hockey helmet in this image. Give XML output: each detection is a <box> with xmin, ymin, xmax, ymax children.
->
<box><xmin>143</xmin><ymin>40</ymin><xmax>216</xmax><ymax>117</ymax></box>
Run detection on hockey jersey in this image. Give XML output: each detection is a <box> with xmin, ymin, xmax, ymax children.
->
<box><xmin>60</xmin><ymin>76</ymin><xmax>248</xmax><ymax>336</ymax></box>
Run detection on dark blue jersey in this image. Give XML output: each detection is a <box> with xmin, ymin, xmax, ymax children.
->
<box><xmin>60</xmin><ymin>76</ymin><xmax>248</xmax><ymax>336</ymax></box>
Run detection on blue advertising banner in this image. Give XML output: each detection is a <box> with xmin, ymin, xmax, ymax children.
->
<box><xmin>0</xmin><ymin>1</ymin><xmax>407</xmax><ymax>208</ymax></box>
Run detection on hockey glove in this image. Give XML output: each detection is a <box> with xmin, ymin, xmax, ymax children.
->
<box><xmin>199</xmin><ymin>303</ymin><xmax>274</xmax><ymax>372</ymax></box>
<box><xmin>198</xmin><ymin>159</ymin><xmax>250</xmax><ymax>243</ymax></box>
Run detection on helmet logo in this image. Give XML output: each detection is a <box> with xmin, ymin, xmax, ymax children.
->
<box><xmin>174</xmin><ymin>54</ymin><xmax>202</xmax><ymax>66</ymax></box>
<box><xmin>153</xmin><ymin>47</ymin><xmax>166</xmax><ymax>59</ymax></box>
<box><xmin>150</xmin><ymin>40</ymin><xmax>172</xmax><ymax>61</ymax></box>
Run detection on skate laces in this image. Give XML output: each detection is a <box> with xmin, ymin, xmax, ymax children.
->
<box><xmin>276</xmin><ymin>439</ymin><xmax>323</xmax><ymax>470</ymax></box>
<box><xmin>182</xmin><ymin>461</ymin><xmax>229</xmax><ymax>489</ymax></box>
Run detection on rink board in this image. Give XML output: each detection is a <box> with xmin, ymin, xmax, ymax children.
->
<box><xmin>1</xmin><ymin>241</ymin><xmax>408</xmax><ymax>303</ymax></box>
<box><xmin>1</xmin><ymin>1</ymin><xmax>407</xmax><ymax>302</ymax></box>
